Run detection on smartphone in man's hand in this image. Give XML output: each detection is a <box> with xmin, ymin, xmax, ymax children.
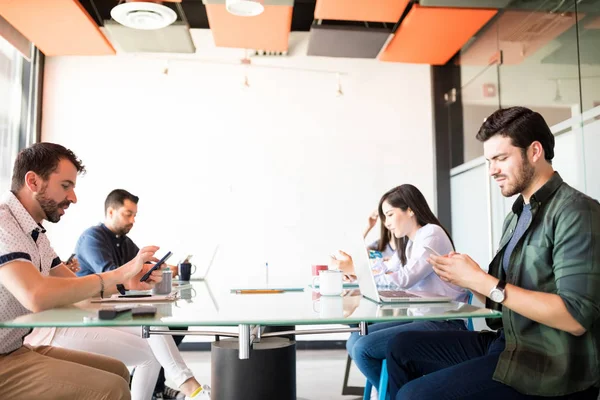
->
<box><xmin>139</xmin><ymin>251</ymin><xmax>172</xmax><ymax>282</ymax></box>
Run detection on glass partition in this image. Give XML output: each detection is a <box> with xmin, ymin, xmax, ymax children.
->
<box><xmin>450</xmin><ymin>0</ymin><xmax>598</xmax><ymax>261</ymax></box>
<box><xmin>578</xmin><ymin>1</ymin><xmax>600</xmax><ymax>200</ymax></box>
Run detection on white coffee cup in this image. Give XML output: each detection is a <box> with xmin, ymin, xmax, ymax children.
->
<box><xmin>313</xmin><ymin>295</ymin><xmax>344</xmax><ymax>319</ymax></box>
<box><xmin>312</xmin><ymin>269</ymin><xmax>343</xmax><ymax>296</ymax></box>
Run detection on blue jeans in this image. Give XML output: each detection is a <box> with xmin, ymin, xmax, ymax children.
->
<box><xmin>346</xmin><ymin>319</ymin><xmax>466</xmax><ymax>390</ymax></box>
<box><xmin>386</xmin><ymin>329</ymin><xmax>600</xmax><ymax>400</ymax></box>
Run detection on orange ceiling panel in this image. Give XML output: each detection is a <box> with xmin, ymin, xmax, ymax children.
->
<box><xmin>314</xmin><ymin>0</ymin><xmax>409</xmax><ymax>23</ymax></box>
<box><xmin>0</xmin><ymin>0</ymin><xmax>115</xmax><ymax>56</ymax></box>
<box><xmin>379</xmin><ymin>5</ymin><xmax>497</xmax><ymax>65</ymax></box>
<box><xmin>206</xmin><ymin>5</ymin><xmax>292</xmax><ymax>52</ymax></box>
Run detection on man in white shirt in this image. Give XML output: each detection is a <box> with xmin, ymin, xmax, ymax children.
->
<box><xmin>0</xmin><ymin>142</ymin><xmax>162</xmax><ymax>400</ymax></box>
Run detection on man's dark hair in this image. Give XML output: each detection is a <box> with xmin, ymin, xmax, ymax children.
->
<box><xmin>476</xmin><ymin>107</ymin><xmax>555</xmax><ymax>162</ymax></box>
<box><xmin>104</xmin><ymin>189</ymin><xmax>139</xmax><ymax>214</ymax></box>
<box><xmin>11</xmin><ymin>142</ymin><xmax>86</xmax><ymax>192</ymax></box>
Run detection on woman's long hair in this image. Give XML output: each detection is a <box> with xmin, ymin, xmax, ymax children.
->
<box><xmin>378</xmin><ymin>184</ymin><xmax>454</xmax><ymax>265</ymax></box>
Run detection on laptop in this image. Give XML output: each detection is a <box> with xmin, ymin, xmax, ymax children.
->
<box><xmin>186</xmin><ymin>246</ymin><xmax>220</xmax><ymax>311</ymax></box>
<box><xmin>348</xmin><ymin>235</ymin><xmax>452</xmax><ymax>304</ymax></box>
<box><xmin>190</xmin><ymin>245</ymin><xmax>220</xmax><ymax>281</ymax></box>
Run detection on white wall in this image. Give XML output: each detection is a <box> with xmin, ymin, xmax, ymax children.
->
<box><xmin>41</xmin><ymin>32</ymin><xmax>436</xmax><ymax>290</ymax></box>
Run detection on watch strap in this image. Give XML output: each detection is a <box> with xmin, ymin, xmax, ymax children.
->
<box><xmin>496</xmin><ymin>280</ymin><xmax>507</xmax><ymax>291</ymax></box>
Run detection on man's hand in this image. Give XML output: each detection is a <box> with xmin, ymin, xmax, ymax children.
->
<box><xmin>167</xmin><ymin>264</ymin><xmax>179</xmax><ymax>278</ymax></box>
<box><xmin>428</xmin><ymin>252</ymin><xmax>488</xmax><ymax>291</ymax></box>
<box><xmin>126</xmin><ymin>263</ymin><xmax>164</xmax><ymax>291</ymax></box>
<box><xmin>65</xmin><ymin>257</ymin><xmax>80</xmax><ymax>274</ymax></box>
<box><xmin>330</xmin><ymin>250</ymin><xmax>355</xmax><ymax>274</ymax></box>
<box><xmin>119</xmin><ymin>246</ymin><xmax>160</xmax><ymax>282</ymax></box>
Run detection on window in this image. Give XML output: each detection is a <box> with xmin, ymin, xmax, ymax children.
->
<box><xmin>0</xmin><ymin>36</ymin><xmax>25</xmax><ymax>192</ymax></box>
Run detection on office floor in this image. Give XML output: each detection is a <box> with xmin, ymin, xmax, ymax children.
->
<box><xmin>175</xmin><ymin>349</ymin><xmax>365</xmax><ymax>400</ymax></box>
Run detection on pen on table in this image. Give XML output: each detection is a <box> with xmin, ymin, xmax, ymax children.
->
<box><xmin>234</xmin><ymin>289</ymin><xmax>284</xmax><ymax>294</ymax></box>
<box><xmin>265</xmin><ymin>261</ymin><xmax>269</xmax><ymax>286</ymax></box>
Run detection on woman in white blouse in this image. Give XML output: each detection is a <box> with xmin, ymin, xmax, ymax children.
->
<box><xmin>333</xmin><ymin>184</ymin><xmax>468</xmax><ymax>394</ymax></box>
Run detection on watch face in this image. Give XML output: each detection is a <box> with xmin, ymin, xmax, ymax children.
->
<box><xmin>490</xmin><ymin>289</ymin><xmax>504</xmax><ymax>303</ymax></box>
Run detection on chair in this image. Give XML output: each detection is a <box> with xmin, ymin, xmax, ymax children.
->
<box><xmin>363</xmin><ymin>359</ymin><xmax>388</xmax><ymax>400</ymax></box>
<box><xmin>363</xmin><ymin>291</ymin><xmax>476</xmax><ymax>400</ymax></box>
<box><xmin>466</xmin><ymin>291</ymin><xmax>475</xmax><ymax>331</ymax></box>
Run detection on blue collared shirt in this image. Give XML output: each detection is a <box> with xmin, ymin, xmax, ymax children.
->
<box><xmin>75</xmin><ymin>223</ymin><xmax>139</xmax><ymax>276</ymax></box>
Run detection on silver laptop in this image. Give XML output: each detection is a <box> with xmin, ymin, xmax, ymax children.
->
<box><xmin>191</xmin><ymin>245</ymin><xmax>219</xmax><ymax>281</ymax></box>
<box><xmin>189</xmin><ymin>246</ymin><xmax>220</xmax><ymax>311</ymax></box>
<box><xmin>349</xmin><ymin>235</ymin><xmax>452</xmax><ymax>304</ymax></box>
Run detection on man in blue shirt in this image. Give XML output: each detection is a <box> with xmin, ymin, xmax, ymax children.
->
<box><xmin>76</xmin><ymin>189</ymin><xmax>140</xmax><ymax>277</ymax></box>
<box><xmin>76</xmin><ymin>189</ymin><xmax>186</xmax><ymax>400</ymax></box>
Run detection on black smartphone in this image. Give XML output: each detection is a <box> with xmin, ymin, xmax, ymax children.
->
<box><xmin>139</xmin><ymin>251</ymin><xmax>172</xmax><ymax>282</ymax></box>
<box><xmin>117</xmin><ymin>294</ymin><xmax>152</xmax><ymax>298</ymax></box>
<box><xmin>66</xmin><ymin>253</ymin><xmax>76</xmax><ymax>264</ymax></box>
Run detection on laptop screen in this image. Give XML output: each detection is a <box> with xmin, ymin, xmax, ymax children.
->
<box><xmin>344</xmin><ymin>234</ymin><xmax>381</xmax><ymax>303</ymax></box>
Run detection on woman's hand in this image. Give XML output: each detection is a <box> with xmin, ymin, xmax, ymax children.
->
<box><xmin>364</xmin><ymin>210</ymin><xmax>379</xmax><ymax>238</ymax></box>
<box><xmin>330</xmin><ymin>250</ymin><xmax>355</xmax><ymax>275</ymax></box>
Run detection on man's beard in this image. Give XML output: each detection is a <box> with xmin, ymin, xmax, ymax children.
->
<box><xmin>115</xmin><ymin>223</ymin><xmax>133</xmax><ymax>236</ymax></box>
<box><xmin>501</xmin><ymin>154</ymin><xmax>535</xmax><ymax>198</ymax></box>
<box><xmin>36</xmin><ymin>185</ymin><xmax>71</xmax><ymax>223</ymax></box>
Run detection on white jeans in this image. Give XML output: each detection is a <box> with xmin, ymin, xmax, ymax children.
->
<box><xmin>48</xmin><ymin>327</ymin><xmax>194</xmax><ymax>400</ymax></box>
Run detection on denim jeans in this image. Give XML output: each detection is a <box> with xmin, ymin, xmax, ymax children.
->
<box><xmin>386</xmin><ymin>329</ymin><xmax>600</xmax><ymax>400</ymax></box>
<box><xmin>346</xmin><ymin>319</ymin><xmax>466</xmax><ymax>390</ymax></box>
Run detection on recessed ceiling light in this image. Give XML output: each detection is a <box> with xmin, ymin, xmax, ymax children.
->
<box><xmin>226</xmin><ymin>0</ymin><xmax>265</xmax><ymax>17</ymax></box>
<box><xmin>111</xmin><ymin>2</ymin><xmax>177</xmax><ymax>30</ymax></box>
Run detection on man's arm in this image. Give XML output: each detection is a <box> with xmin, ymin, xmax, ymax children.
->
<box><xmin>0</xmin><ymin>246</ymin><xmax>160</xmax><ymax>312</ymax></box>
<box><xmin>471</xmin><ymin>273</ymin><xmax>587</xmax><ymax>336</ymax></box>
<box><xmin>0</xmin><ymin>260</ymin><xmax>122</xmax><ymax>312</ymax></box>
<box><xmin>50</xmin><ymin>263</ymin><xmax>77</xmax><ymax>278</ymax></box>
<box><xmin>77</xmin><ymin>232</ymin><xmax>119</xmax><ymax>273</ymax></box>
<box><xmin>430</xmin><ymin>251</ymin><xmax>592</xmax><ymax>336</ymax></box>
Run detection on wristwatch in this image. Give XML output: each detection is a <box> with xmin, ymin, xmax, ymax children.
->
<box><xmin>488</xmin><ymin>280</ymin><xmax>507</xmax><ymax>303</ymax></box>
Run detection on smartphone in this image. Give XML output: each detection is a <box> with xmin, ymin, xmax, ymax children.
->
<box><xmin>422</xmin><ymin>245</ymin><xmax>441</xmax><ymax>257</ymax></box>
<box><xmin>65</xmin><ymin>253</ymin><xmax>76</xmax><ymax>264</ymax></box>
<box><xmin>139</xmin><ymin>251</ymin><xmax>173</xmax><ymax>282</ymax></box>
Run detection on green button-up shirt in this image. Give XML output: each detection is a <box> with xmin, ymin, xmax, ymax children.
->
<box><xmin>485</xmin><ymin>172</ymin><xmax>600</xmax><ymax>396</ymax></box>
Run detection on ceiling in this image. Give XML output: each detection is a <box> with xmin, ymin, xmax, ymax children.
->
<box><xmin>0</xmin><ymin>0</ymin><xmax>597</xmax><ymax>65</ymax></box>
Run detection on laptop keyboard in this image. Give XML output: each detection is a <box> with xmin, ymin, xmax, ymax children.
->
<box><xmin>379</xmin><ymin>290</ymin><xmax>420</xmax><ymax>298</ymax></box>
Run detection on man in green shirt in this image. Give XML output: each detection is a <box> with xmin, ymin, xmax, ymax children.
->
<box><xmin>386</xmin><ymin>107</ymin><xmax>600</xmax><ymax>399</ymax></box>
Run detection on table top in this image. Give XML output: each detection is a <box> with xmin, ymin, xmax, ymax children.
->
<box><xmin>0</xmin><ymin>280</ymin><xmax>501</xmax><ymax>328</ymax></box>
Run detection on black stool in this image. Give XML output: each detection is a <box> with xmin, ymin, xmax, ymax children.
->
<box><xmin>211</xmin><ymin>337</ymin><xmax>296</xmax><ymax>400</ymax></box>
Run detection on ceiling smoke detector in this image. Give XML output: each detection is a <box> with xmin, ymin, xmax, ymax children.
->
<box><xmin>111</xmin><ymin>1</ymin><xmax>177</xmax><ymax>30</ymax></box>
<box><xmin>226</xmin><ymin>0</ymin><xmax>265</xmax><ymax>17</ymax></box>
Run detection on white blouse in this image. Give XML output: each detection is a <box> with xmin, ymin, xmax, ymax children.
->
<box><xmin>373</xmin><ymin>224</ymin><xmax>468</xmax><ymax>303</ymax></box>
